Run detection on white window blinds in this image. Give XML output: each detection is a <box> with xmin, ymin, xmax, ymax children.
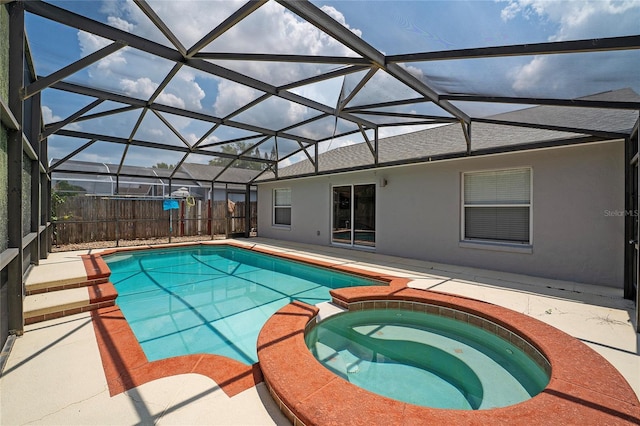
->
<box><xmin>274</xmin><ymin>188</ymin><xmax>291</xmax><ymax>206</ymax></box>
<box><xmin>274</xmin><ymin>188</ymin><xmax>291</xmax><ymax>226</ymax></box>
<box><xmin>463</xmin><ymin>168</ymin><xmax>531</xmax><ymax>244</ymax></box>
<box><xmin>464</xmin><ymin>168</ymin><xmax>530</xmax><ymax>205</ymax></box>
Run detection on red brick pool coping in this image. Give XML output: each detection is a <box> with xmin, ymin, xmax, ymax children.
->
<box><xmin>82</xmin><ymin>241</ymin><xmax>640</xmax><ymax>424</ymax></box>
<box><xmin>90</xmin><ymin>305</ymin><xmax>263</xmax><ymax>397</ymax></box>
<box><xmin>84</xmin><ymin>241</ymin><xmax>404</xmax><ymax>398</ymax></box>
<box><xmin>258</xmin><ymin>288</ymin><xmax>640</xmax><ymax>425</ymax></box>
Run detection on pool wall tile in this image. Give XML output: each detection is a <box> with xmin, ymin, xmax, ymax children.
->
<box><xmin>349</xmin><ymin>302</ymin><xmax>363</xmax><ymax>311</ymax></box>
<box><xmin>496</xmin><ymin>325</ymin><xmax>511</xmax><ymax>342</ymax></box>
<box><xmin>413</xmin><ymin>303</ymin><xmax>427</xmax><ymax>313</ymax></box>
<box><xmin>327</xmin><ymin>298</ymin><xmax>554</xmax><ymax>375</ymax></box>
<box><xmin>512</xmin><ymin>334</ymin><xmax>527</xmax><ymax>352</ymax></box>
<box><xmin>425</xmin><ymin>304</ymin><xmax>439</xmax><ymax>315</ymax></box>
<box><xmin>440</xmin><ymin>306</ymin><xmax>456</xmax><ymax>319</ymax></box>
<box><xmin>468</xmin><ymin>314</ymin><xmax>484</xmax><ymax>328</ymax></box>
<box><xmin>374</xmin><ymin>301</ymin><xmax>387</xmax><ymax>310</ymax></box>
<box><xmin>454</xmin><ymin>310</ymin><xmax>469</xmax><ymax>323</ymax></box>
<box><xmin>399</xmin><ymin>301</ymin><xmax>414</xmax><ymax>311</ymax></box>
<box><xmin>363</xmin><ymin>301</ymin><xmax>376</xmax><ymax>310</ymax></box>
<box><xmin>482</xmin><ymin>320</ymin><xmax>497</xmax><ymax>334</ymax></box>
<box><xmin>387</xmin><ymin>301</ymin><xmax>400</xmax><ymax>310</ymax></box>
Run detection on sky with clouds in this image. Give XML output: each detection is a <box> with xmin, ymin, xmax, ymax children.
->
<box><xmin>25</xmin><ymin>0</ymin><xmax>640</xmax><ymax>169</ymax></box>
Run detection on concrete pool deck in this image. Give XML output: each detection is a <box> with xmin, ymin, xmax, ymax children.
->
<box><xmin>1</xmin><ymin>237</ymin><xmax>639</xmax><ymax>425</ymax></box>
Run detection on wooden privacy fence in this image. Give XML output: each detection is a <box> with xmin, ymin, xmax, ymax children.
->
<box><xmin>53</xmin><ymin>196</ymin><xmax>257</xmax><ymax>245</ymax></box>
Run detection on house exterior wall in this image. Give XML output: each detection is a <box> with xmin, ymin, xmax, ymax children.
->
<box><xmin>257</xmin><ymin>140</ymin><xmax>625</xmax><ymax>288</ymax></box>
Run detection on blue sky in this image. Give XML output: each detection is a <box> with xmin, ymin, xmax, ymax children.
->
<box><xmin>24</xmin><ymin>0</ymin><xmax>640</xmax><ymax>168</ymax></box>
<box><xmin>317</xmin><ymin>0</ymin><xmax>555</xmax><ymax>53</ymax></box>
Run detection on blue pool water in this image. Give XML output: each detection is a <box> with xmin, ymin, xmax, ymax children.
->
<box><xmin>105</xmin><ymin>245</ymin><xmax>379</xmax><ymax>365</ymax></box>
<box><xmin>306</xmin><ymin>309</ymin><xmax>550</xmax><ymax>409</ymax></box>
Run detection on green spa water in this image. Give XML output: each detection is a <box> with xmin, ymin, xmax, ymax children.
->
<box><xmin>305</xmin><ymin>309</ymin><xmax>550</xmax><ymax>410</ymax></box>
<box><xmin>105</xmin><ymin>245</ymin><xmax>379</xmax><ymax>364</ymax></box>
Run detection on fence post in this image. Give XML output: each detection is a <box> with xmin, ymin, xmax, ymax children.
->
<box><xmin>208</xmin><ymin>198</ymin><xmax>212</xmax><ymax>237</ymax></box>
<box><xmin>115</xmin><ymin>176</ymin><xmax>119</xmax><ymax>247</ymax></box>
<box><xmin>224</xmin><ymin>184</ymin><xmax>229</xmax><ymax>238</ymax></box>
<box><xmin>180</xmin><ymin>199</ymin><xmax>184</xmax><ymax>237</ymax></box>
<box><xmin>245</xmin><ymin>184</ymin><xmax>251</xmax><ymax>237</ymax></box>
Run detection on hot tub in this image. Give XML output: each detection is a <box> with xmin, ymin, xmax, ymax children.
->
<box><xmin>305</xmin><ymin>307</ymin><xmax>550</xmax><ymax>409</ymax></box>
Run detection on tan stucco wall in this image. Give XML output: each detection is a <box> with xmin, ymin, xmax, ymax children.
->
<box><xmin>257</xmin><ymin>140</ymin><xmax>625</xmax><ymax>287</ymax></box>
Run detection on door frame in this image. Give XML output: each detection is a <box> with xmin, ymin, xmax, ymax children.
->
<box><xmin>330</xmin><ymin>183</ymin><xmax>376</xmax><ymax>249</ymax></box>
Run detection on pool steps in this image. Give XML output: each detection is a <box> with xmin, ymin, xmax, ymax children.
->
<box><xmin>23</xmin><ymin>254</ymin><xmax>116</xmax><ymax>325</ymax></box>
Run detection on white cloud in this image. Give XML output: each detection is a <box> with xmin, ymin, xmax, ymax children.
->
<box><xmin>42</xmin><ymin>105</ymin><xmax>81</xmax><ymax>130</ymax></box>
<box><xmin>214</xmin><ymin>80</ymin><xmax>262</xmax><ymax>118</ymax></box>
<box><xmin>78</xmin><ymin>0</ymin><xmax>364</xmax><ymax>131</ymax></box>
<box><xmin>57</xmin><ymin>1</ymin><xmax>372</xmax><ymax>166</ymax></box>
<box><xmin>77</xmin><ymin>30</ymin><xmax>111</xmax><ymax>54</ymax></box>
<box><xmin>320</xmin><ymin>5</ymin><xmax>362</xmax><ymax>39</ymax></box>
<box><xmin>501</xmin><ymin>0</ymin><xmax>638</xmax><ymax>39</ymax></box>
<box><xmin>183</xmin><ymin>132</ymin><xmax>199</xmax><ymax>145</ymax></box>
<box><xmin>42</xmin><ymin>105</ymin><xmax>60</xmax><ymax>125</ymax></box>
<box><xmin>138</xmin><ymin>0</ymin><xmax>247</xmax><ymax>49</ymax></box>
<box><xmin>401</xmin><ymin>63</ymin><xmax>425</xmax><ymax>81</ymax></box>
<box><xmin>501</xmin><ymin>0</ymin><xmax>640</xmax><ymax>96</ymax></box>
<box><xmin>77</xmin><ymin>30</ymin><xmax>128</xmax><ymax>79</ymax></box>
<box><xmin>140</xmin><ymin>1</ymin><xmax>361</xmax><ymax>120</ymax></box>
<box><xmin>107</xmin><ymin>16</ymin><xmax>135</xmax><ymax>33</ymax></box>
<box><xmin>72</xmin><ymin>152</ymin><xmax>103</xmax><ymax>163</ymax></box>
<box><xmin>199</xmin><ymin>2</ymin><xmax>360</xmax><ymax>57</ymax></box>
<box><xmin>165</xmin><ymin>70</ymin><xmax>207</xmax><ymax>111</ymax></box>
<box><xmin>156</xmin><ymin>93</ymin><xmax>185</xmax><ymax>110</ymax></box>
<box><xmin>120</xmin><ymin>77</ymin><xmax>156</xmax><ymax>99</ymax></box>
<box><xmin>286</xmin><ymin>101</ymin><xmax>309</xmax><ymax>125</ymax></box>
<box><xmin>205</xmin><ymin>2</ymin><xmax>363</xmax><ymax>119</ymax></box>
<box><xmin>201</xmin><ymin>134</ymin><xmax>221</xmax><ymax>145</ymax></box>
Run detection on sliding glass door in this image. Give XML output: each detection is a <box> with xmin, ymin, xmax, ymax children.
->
<box><xmin>332</xmin><ymin>184</ymin><xmax>375</xmax><ymax>247</ymax></box>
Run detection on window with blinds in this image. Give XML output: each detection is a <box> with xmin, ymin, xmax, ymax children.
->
<box><xmin>273</xmin><ymin>188</ymin><xmax>291</xmax><ymax>226</ymax></box>
<box><xmin>462</xmin><ymin>168</ymin><xmax>531</xmax><ymax>244</ymax></box>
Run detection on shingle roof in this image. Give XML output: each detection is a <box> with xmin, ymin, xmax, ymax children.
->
<box><xmin>51</xmin><ymin>90</ymin><xmax>638</xmax><ymax>184</ymax></box>
<box><xmin>180</xmin><ymin>163</ymin><xmax>263</xmax><ymax>185</ymax></box>
<box><xmin>51</xmin><ymin>159</ymin><xmax>259</xmax><ymax>187</ymax></box>
<box><xmin>487</xmin><ymin>88</ymin><xmax>640</xmax><ymax>135</ymax></box>
<box><xmin>272</xmin><ymin>89</ymin><xmax>639</xmax><ymax>179</ymax></box>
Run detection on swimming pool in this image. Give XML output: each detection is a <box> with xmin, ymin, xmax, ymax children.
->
<box><xmin>105</xmin><ymin>245</ymin><xmax>380</xmax><ymax>365</ymax></box>
<box><xmin>306</xmin><ymin>308</ymin><xmax>549</xmax><ymax>409</ymax></box>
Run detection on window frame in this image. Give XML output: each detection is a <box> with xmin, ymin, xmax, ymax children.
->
<box><xmin>460</xmin><ymin>167</ymin><xmax>533</xmax><ymax>248</ymax></box>
<box><xmin>273</xmin><ymin>187</ymin><xmax>291</xmax><ymax>228</ymax></box>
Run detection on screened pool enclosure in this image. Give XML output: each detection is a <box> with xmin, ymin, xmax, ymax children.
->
<box><xmin>1</xmin><ymin>0</ymin><xmax>639</xmax><ymax>345</ymax></box>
